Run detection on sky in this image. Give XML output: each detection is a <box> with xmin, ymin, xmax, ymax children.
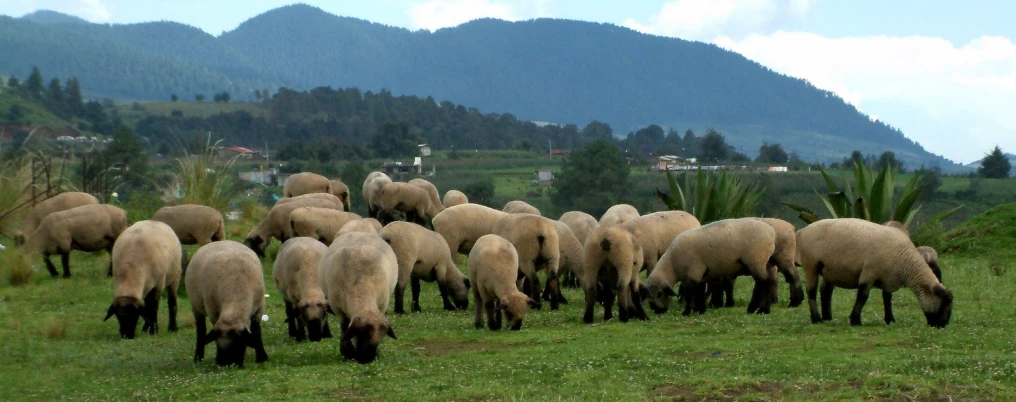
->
<box><xmin>2</xmin><ymin>0</ymin><xmax>1014</xmax><ymax>164</ymax></box>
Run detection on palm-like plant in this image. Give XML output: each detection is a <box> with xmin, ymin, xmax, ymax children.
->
<box><xmin>656</xmin><ymin>169</ymin><xmax>764</xmax><ymax>224</ymax></box>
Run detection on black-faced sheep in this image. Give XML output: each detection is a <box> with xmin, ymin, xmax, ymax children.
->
<box><xmin>379</xmin><ymin>221</ymin><xmax>470</xmax><ymax>314</ymax></box>
<box><xmin>318</xmin><ymin>232</ymin><xmax>399</xmax><ymax>364</ymax></box>
<box><xmin>756</xmin><ymin>217</ymin><xmax>805</xmax><ymax>307</ymax></box>
<box><xmin>492</xmin><ymin>213</ymin><xmax>561</xmax><ymax>310</ymax></box>
<box><xmin>582</xmin><ymin>224</ymin><xmax>649</xmax><ymax>323</ymax></box>
<box><xmin>503</xmin><ymin>200</ymin><xmax>541</xmax><ymax>215</ymax></box>
<box><xmin>23</xmin><ymin>204</ymin><xmax>127</xmax><ymax>278</ymax></box>
<box><xmin>797</xmin><ymin>218</ymin><xmax>952</xmax><ymax>328</ymax></box>
<box><xmin>645</xmin><ymin>218</ymin><xmax>778</xmax><ymax>316</ymax></box>
<box><xmin>244</xmin><ymin>193</ymin><xmax>344</xmax><ymax>257</ymax></box>
<box><xmin>329</xmin><ymin>180</ymin><xmax>352</xmax><ymax>212</ymax></box>
<box><xmin>289</xmin><ymin>207</ymin><xmax>362</xmax><ymax>245</ymax></box>
<box><xmin>599</xmin><ymin>204</ymin><xmax>640</xmax><ymax>226</ymax></box>
<box><xmin>14</xmin><ymin>191</ymin><xmax>98</xmax><ymax>246</ymax></box>
<box><xmin>151</xmin><ymin>204</ymin><xmax>225</xmax><ymax>246</ymax></box>
<box><xmin>273</xmin><ymin>237</ymin><xmax>332</xmax><ymax>342</ymax></box>
<box><xmin>443</xmin><ymin>190</ymin><xmax>468</xmax><ymax>208</ymax></box>
<box><xmin>283</xmin><ymin>172</ymin><xmax>332</xmax><ymax>198</ymax></box>
<box><xmin>469</xmin><ymin>234</ymin><xmax>537</xmax><ymax>330</ymax></box>
<box><xmin>105</xmin><ymin>220</ymin><xmax>182</xmax><ymax>339</ymax></box>
<box><xmin>621</xmin><ymin>211</ymin><xmax>701</xmax><ymax>276</ymax></box>
<box><xmin>378</xmin><ymin>181</ymin><xmax>442</xmax><ymax>227</ymax></box>
<box><xmin>432</xmin><ymin>203</ymin><xmax>509</xmax><ymax>262</ymax></box>
<box><xmin>185</xmin><ymin>241</ymin><xmax>268</xmax><ymax>367</ymax></box>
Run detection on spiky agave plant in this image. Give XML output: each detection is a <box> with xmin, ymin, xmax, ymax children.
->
<box><xmin>656</xmin><ymin>168</ymin><xmax>765</xmax><ymax>224</ymax></box>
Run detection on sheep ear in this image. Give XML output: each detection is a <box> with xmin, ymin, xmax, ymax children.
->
<box><xmin>103</xmin><ymin>304</ymin><xmax>116</xmax><ymax>321</ymax></box>
<box><xmin>638</xmin><ymin>283</ymin><xmax>650</xmax><ymax>299</ymax></box>
<box><xmin>932</xmin><ymin>284</ymin><xmax>953</xmax><ymax>302</ymax></box>
<box><xmin>463</xmin><ymin>278</ymin><xmax>471</xmax><ymax>289</ymax></box>
<box><xmin>663</xmin><ymin>287</ymin><xmax>678</xmax><ymax>297</ymax></box>
<box><xmin>202</xmin><ymin>330</ymin><xmax>217</xmax><ymax>346</ymax></box>
<box><xmin>385</xmin><ymin>325</ymin><xmax>397</xmax><ymax>340</ymax></box>
<box><xmin>526</xmin><ymin>298</ymin><xmax>538</xmax><ymax>308</ymax></box>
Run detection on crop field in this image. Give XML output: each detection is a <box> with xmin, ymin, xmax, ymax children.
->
<box><xmin>1</xmin><ymin>231</ymin><xmax>1014</xmax><ymax>401</ymax></box>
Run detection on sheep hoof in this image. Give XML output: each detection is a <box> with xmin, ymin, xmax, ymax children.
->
<box><xmin>849</xmin><ymin>316</ymin><xmax>862</xmax><ymax>326</ymax></box>
<box><xmin>582</xmin><ymin>313</ymin><xmax>594</xmax><ymax>324</ymax></box>
<box><xmin>885</xmin><ymin>316</ymin><xmax>895</xmax><ymax>325</ymax></box>
<box><xmin>810</xmin><ymin>313</ymin><xmax>822</xmax><ymax>324</ymax></box>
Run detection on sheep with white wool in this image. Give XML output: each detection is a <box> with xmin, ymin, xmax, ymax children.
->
<box><xmin>336</xmin><ymin>218</ymin><xmax>381</xmax><ymax>236</ymax></box>
<box><xmin>410</xmin><ymin>178</ymin><xmax>445</xmax><ymax>216</ymax></box>
<box><xmin>379</xmin><ymin>221</ymin><xmax>470</xmax><ymax>314</ymax></box>
<box><xmin>105</xmin><ymin>220</ymin><xmax>182</xmax><ymax>339</ymax></box>
<box><xmin>443</xmin><ymin>190</ymin><xmax>468</xmax><ymax>208</ymax></box>
<box><xmin>492</xmin><ymin>213</ymin><xmax>561</xmax><ymax>310</ymax></box>
<box><xmin>622</xmin><ymin>211</ymin><xmax>701</xmax><ymax>276</ymax></box>
<box><xmin>151</xmin><ymin>204</ymin><xmax>225</xmax><ymax>246</ymax></box>
<box><xmin>503</xmin><ymin>200</ymin><xmax>541</xmax><ymax>215</ymax></box>
<box><xmin>186</xmin><ymin>241</ymin><xmax>268</xmax><ymax>367</ymax></box>
<box><xmin>273</xmin><ymin>237</ymin><xmax>332</xmax><ymax>342</ymax></box>
<box><xmin>318</xmin><ymin>232</ymin><xmax>399</xmax><ymax>364</ymax></box>
<box><xmin>283</xmin><ymin>172</ymin><xmax>331</xmax><ymax>198</ymax></box>
<box><xmin>329</xmin><ymin>180</ymin><xmax>352</xmax><ymax>212</ymax></box>
<box><xmin>14</xmin><ymin>191</ymin><xmax>98</xmax><ymax>246</ymax></box>
<box><xmin>362</xmin><ymin>171</ymin><xmax>396</xmax><ymax>220</ymax></box>
<box><xmin>469</xmin><ymin>234</ymin><xmax>538</xmax><ymax>330</ymax></box>
<box><xmin>581</xmin><ymin>224</ymin><xmax>649</xmax><ymax>323</ymax></box>
<box><xmin>797</xmin><ymin>218</ymin><xmax>952</xmax><ymax>328</ymax></box>
<box><xmin>377</xmin><ymin>181</ymin><xmax>443</xmax><ymax>226</ymax></box>
<box><xmin>432</xmin><ymin>203</ymin><xmax>509</xmax><ymax>262</ymax></box>
<box><xmin>599</xmin><ymin>204</ymin><xmax>639</xmax><ymax>226</ymax></box>
<box><xmin>23</xmin><ymin>203</ymin><xmax>127</xmax><ymax>278</ymax></box>
<box><xmin>559</xmin><ymin>211</ymin><xmax>598</xmax><ymax>245</ymax></box>
<box><xmin>289</xmin><ymin>207</ymin><xmax>362</xmax><ymax>244</ymax></box>
<box><xmin>243</xmin><ymin>193</ymin><xmax>344</xmax><ymax>257</ymax></box>
<box><xmin>883</xmin><ymin>220</ymin><xmax>943</xmax><ymax>281</ymax></box>
<box><xmin>645</xmin><ymin>218</ymin><xmax>778</xmax><ymax>316</ymax></box>
<box><xmin>541</xmin><ymin>220</ymin><xmax>584</xmax><ymax>302</ymax></box>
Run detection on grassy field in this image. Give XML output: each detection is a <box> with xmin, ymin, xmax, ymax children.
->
<box><xmin>1</xmin><ymin>216</ymin><xmax>1014</xmax><ymax>400</ymax></box>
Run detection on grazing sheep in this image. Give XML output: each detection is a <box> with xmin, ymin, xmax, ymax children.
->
<box><xmin>884</xmin><ymin>221</ymin><xmax>943</xmax><ymax>281</ymax></box>
<box><xmin>318</xmin><ymin>232</ymin><xmax>399</xmax><ymax>364</ymax></box>
<box><xmin>884</xmin><ymin>220</ymin><xmax>909</xmax><ymax>237</ymax></box>
<box><xmin>151</xmin><ymin>204</ymin><xmax>225</xmax><ymax>246</ymax></box>
<box><xmin>645</xmin><ymin>218</ymin><xmax>778</xmax><ymax>316</ymax></box>
<box><xmin>329</xmin><ymin>180</ymin><xmax>352</xmax><ymax>212</ymax></box>
<box><xmin>23</xmin><ymin>204</ymin><xmax>127</xmax><ymax>278</ymax></box>
<box><xmin>469</xmin><ymin>234</ymin><xmax>537</xmax><ymax>330</ymax></box>
<box><xmin>503</xmin><ymin>200</ymin><xmax>541</xmax><ymax>215</ymax></box>
<box><xmin>622</xmin><ymin>211</ymin><xmax>701</xmax><ymax>276</ymax></box>
<box><xmin>105</xmin><ymin>220</ymin><xmax>182</xmax><ymax>339</ymax></box>
<box><xmin>186</xmin><ymin>241</ymin><xmax>268</xmax><ymax>367</ymax></box>
<box><xmin>559</xmin><ymin>211</ymin><xmax>598</xmax><ymax>245</ymax></box>
<box><xmin>378</xmin><ymin>181</ymin><xmax>442</xmax><ymax>226</ymax></box>
<box><xmin>443</xmin><ymin>190</ymin><xmax>468</xmax><ymax>208</ymax></box>
<box><xmin>409</xmin><ymin>178</ymin><xmax>445</xmax><ymax>216</ymax></box>
<box><xmin>362</xmin><ymin>171</ymin><xmax>394</xmax><ymax>220</ymax></box>
<box><xmin>755</xmin><ymin>217</ymin><xmax>805</xmax><ymax>307</ymax></box>
<box><xmin>336</xmin><ymin>219</ymin><xmax>381</xmax><ymax>236</ymax></box>
<box><xmin>244</xmin><ymin>193</ymin><xmax>344</xmax><ymax>257</ymax></box>
<box><xmin>379</xmin><ymin>221</ymin><xmax>470</xmax><ymax>314</ymax></box>
<box><xmin>797</xmin><ymin>218</ymin><xmax>953</xmax><ymax>328</ymax></box>
<box><xmin>283</xmin><ymin>172</ymin><xmax>332</xmax><ymax>198</ymax></box>
<box><xmin>289</xmin><ymin>207</ymin><xmax>362</xmax><ymax>245</ymax></box>
<box><xmin>432</xmin><ymin>203</ymin><xmax>509</xmax><ymax>262</ymax></box>
<box><xmin>599</xmin><ymin>204</ymin><xmax>640</xmax><ymax>226</ymax></box>
<box><xmin>273</xmin><ymin>238</ymin><xmax>332</xmax><ymax>342</ymax></box>
<box><xmin>363</xmin><ymin>218</ymin><xmax>383</xmax><ymax>233</ymax></box>
<box><xmin>14</xmin><ymin>192</ymin><xmax>98</xmax><ymax>246</ymax></box>
<box><xmin>582</xmin><ymin>225</ymin><xmax>649</xmax><ymax>323</ymax></box>
<box><xmin>541</xmin><ymin>220</ymin><xmax>583</xmax><ymax>302</ymax></box>
<box><xmin>492</xmin><ymin>213</ymin><xmax>561</xmax><ymax>310</ymax></box>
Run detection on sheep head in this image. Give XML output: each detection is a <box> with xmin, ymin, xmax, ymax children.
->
<box><xmin>104</xmin><ymin>296</ymin><xmax>144</xmax><ymax>339</ymax></box>
<box><xmin>645</xmin><ymin>277</ymin><xmax>677</xmax><ymax>315</ymax></box>
<box><xmin>299</xmin><ymin>300</ymin><xmax>329</xmax><ymax>342</ymax></box>
<box><xmin>921</xmin><ymin>283</ymin><xmax>953</xmax><ymax>328</ymax></box>
<box><xmin>203</xmin><ymin>323</ymin><xmax>254</xmax><ymax>367</ymax></box>
<box><xmin>243</xmin><ymin>232</ymin><xmax>268</xmax><ymax>259</ymax></box>
<box><xmin>500</xmin><ymin>293</ymin><xmax>537</xmax><ymax>331</ymax></box>
<box><xmin>447</xmin><ymin>274</ymin><xmax>471</xmax><ymax>310</ymax></box>
<box><xmin>340</xmin><ymin>313</ymin><xmax>396</xmax><ymax>364</ymax></box>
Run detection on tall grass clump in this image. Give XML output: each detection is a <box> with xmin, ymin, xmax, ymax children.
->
<box><xmin>0</xmin><ymin>156</ymin><xmax>33</xmax><ymax>236</ymax></box>
<box><xmin>175</xmin><ymin>135</ymin><xmax>238</xmax><ymax>213</ymax></box>
<box><xmin>0</xmin><ymin>247</ymin><xmax>35</xmax><ymax>286</ymax></box>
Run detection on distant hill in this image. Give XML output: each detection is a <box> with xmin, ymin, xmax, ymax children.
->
<box><xmin>0</xmin><ymin>5</ymin><xmax>962</xmax><ymax>170</ymax></box>
<box><xmin>19</xmin><ymin>10</ymin><xmax>89</xmax><ymax>25</ymax></box>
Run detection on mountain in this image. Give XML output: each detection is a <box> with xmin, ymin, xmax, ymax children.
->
<box><xmin>0</xmin><ymin>5</ymin><xmax>961</xmax><ymax>170</ymax></box>
<box><xmin>20</xmin><ymin>10</ymin><xmax>89</xmax><ymax>25</ymax></box>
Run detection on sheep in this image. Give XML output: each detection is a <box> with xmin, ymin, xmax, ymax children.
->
<box><xmin>273</xmin><ymin>237</ymin><xmax>332</xmax><ymax>342</ymax></box>
<box><xmin>244</xmin><ymin>193</ymin><xmax>344</xmax><ymax>257</ymax></box>
<box><xmin>884</xmin><ymin>221</ymin><xmax>943</xmax><ymax>281</ymax></box>
<box><xmin>755</xmin><ymin>217</ymin><xmax>805</xmax><ymax>308</ymax></box>
<box><xmin>379</xmin><ymin>221</ymin><xmax>470</xmax><ymax>314</ymax></box>
<box><xmin>151</xmin><ymin>204</ymin><xmax>225</xmax><ymax>246</ymax></box>
<box><xmin>186</xmin><ymin>241</ymin><xmax>268</xmax><ymax>367</ymax></box>
<box><xmin>540</xmin><ymin>220</ymin><xmax>584</xmax><ymax>303</ymax></box>
<box><xmin>559</xmin><ymin>211</ymin><xmax>598</xmax><ymax>245</ymax></box>
<box><xmin>318</xmin><ymin>232</ymin><xmax>399</xmax><ymax>364</ymax></box>
<box><xmin>432</xmin><ymin>203</ymin><xmax>509</xmax><ymax>262</ymax></box>
<box><xmin>884</xmin><ymin>220</ymin><xmax>909</xmax><ymax>237</ymax></box>
<box><xmin>492</xmin><ymin>213</ymin><xmax>561</xmax><ymax>310</ymax></box>
<box><xmin>329</xmin><ymin>180</ymin><xmax>352</xmax><ymax>212</ymax></box>
<box><xmin>283</xmin><ymin>172</ymin><xmax>331</xmax><ymax>197</ymax></box>
<box><xmin>409</xmin><ymin>178</ymin><xmax>445</xmax><ymax>216</ymax></box>
<box><xmin>336</xmin><ymin>219</ymin><xmax>381</xmax><ymax>236</ymax></box>
<box><xmin>645</xmin><ymin>218</ymin><xmax>778</xmax><ymax>316</ymax></box>
<box><xmin>581</xmin><ymin>224</ymin><xmax>649</xmax><ymax>323</ymax></box>
<box><xmin>289</xmin><ymin>207</ymin><xmax>362</xmax><ymax>245</ymax></box>
<box><xmin>105</xmin><ymin>220</ymin><xmax>182</xmax><ymax>340</ymax></box>
<box><xmin>362</xmin><ymin>171</ymin><xmax>394</xmax><ymax>219</ymax></box>
<box><xmin>797</xmin><ymin>218</ymin><xmax>953</xmax><ymax>328</ymax></box>
<box><xmin>363</xmin><ymin>218</ymin><xmax>383</xmax><ymax>233</ymax></box>
<box><xmin>469</xmin><ymin>234</ymin><xmax>537</xmax><ymax>330</ymax></box>
<box><xmin>377</xmin><ymin>181</ymin><xmax>442</xmax><ymax>226</ymax></box>
<box><xmin>14</xmin><ymin>192</ymin><xmax>98</xmax><ymax>246</ymax></box>
<box><xmin>599</xmin><ymin>204</ymin><xmax>640</xmax><ymax>226</ymax></box>
<box><xmin>23</xmin><ymin>204</ymin><xmax>127</xmax><ymax>278</ymax></box>
<box><xmin>503</xmin><ymin>200</ymin><xmax>541</xmax><ymax>215</ymax></box>
<box><xmin>621</xmin><ymin>211</ymin><xmax>701</xmax><ymax>276</ymax></box>
<box><xmin>443</xmin><ymin>190</ymin><xmax>468</xmax><ymax>208</ymax></box>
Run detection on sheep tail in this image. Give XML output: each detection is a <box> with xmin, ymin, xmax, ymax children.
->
<box><xmin>600</xmin><ymin>238</ymin><xmax>611</xmax><ymax>251</ymax></box>
<box><xmin>537</xmin><ymin>235</ymin><xmax>546</xmax><ymax>247</ymax></box>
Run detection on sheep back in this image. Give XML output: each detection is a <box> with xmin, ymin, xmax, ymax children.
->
<box><xmin>432</xmin><ymin>203</ymin><xmax>509</xmax><ymax>260</ymax></box>
<box><xmin>503</xmin><ymin>200</ymin><xmax>541</xmax><ymax>215</ymax></box>
<box><xmin>15</xmin><ymin>192</ymin><xmax>99</xmax><ymax>245</ymax></box>
<box><xmin>151</xmin><ymin>204</ymin><xmax>225</xmax><ymax>245</ymax></box>
<box><xmin>329</xmin><ymin>180</ymin><xmax>352</xmax><ymax>212</ymax></box>
<box><xmin>283</xmin><ymin>172</ymin><xmax>331</xmax><ymax>198</ymax></box>
<box><xmin>442</xmin><ymin>190</ymin><xmax>468</xmax><ymax>208</ymax></box>
<box><xmin>622</xmin><ymin>211</ymin><xmax>701</xmax><ymax>274</ymax></box>
<box><xmin>25</xmin><ymin>203</ymin><xmax>127</xmax><ymax>255</ymax></box>
<box><xmin>289</xmin><ymin>207</ymin><xmax>362</xmax><ymax>244</ymax></box>
<box><xmin>599</xmin><ymin>204</ymin><xmax>640</xmax><ymax>226</ymax></box>
<box><xmin>559</xmin><ymin>211</ymin><xmax>599</xmax><ymax>245</ymax></box>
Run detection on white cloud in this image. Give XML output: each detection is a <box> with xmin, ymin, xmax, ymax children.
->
<box><xmin>622</xmin><ymin>0</ymin><xmax>811</xmax><ymax>41</ymax></box>
<box><xmin>407</xmin><ymin>0</ymin><xmax>549</xmax><ymax>32</ymax></box>
<box><xmin>713</xmin><ymin>32</ymin><xmax>1016</xmax><ymax>163</ymax></box>
<box><xmin>2</xmin><ymin>0</ymin><xmax>111</xmax><ymax>22</ymax></box>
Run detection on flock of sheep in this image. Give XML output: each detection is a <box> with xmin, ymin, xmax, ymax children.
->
<box><xmin>10</xmin><ymin>171</ymin><xmax>953</xmax><ymax>366</ymax></box>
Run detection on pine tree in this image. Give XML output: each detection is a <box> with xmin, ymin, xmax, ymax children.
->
<box><xmin>65</xmin><ymin>77</ymin><xmax>84</xmax><ymax>117</ymax></box>
<box><xmin>978</xmin><ymin>146</ymin><xmax>1012</xmax><ymax>178</ymax></box>
<box><xmin>25</xmin><ymin>66</ymin><xmax>44</xmax><ymax>97</ymax></box>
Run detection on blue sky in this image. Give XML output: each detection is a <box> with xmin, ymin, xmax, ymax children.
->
<box><xmin>2</xmin><ymin>0</ymin><xmax>1014</xmax><ymax>163</ymax></box>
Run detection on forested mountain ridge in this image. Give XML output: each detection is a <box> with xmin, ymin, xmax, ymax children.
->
<box><xmin>0</xmin><ymin>4</ymin><xmax>959</xmax><ymax>169</ymax></box>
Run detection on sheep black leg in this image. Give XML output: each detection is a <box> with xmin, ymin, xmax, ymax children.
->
<box><xmin>547</xmin><ymin>274</ymin><xmax>560</xmax><ymax>311</ymax></box>
<box><xmin>529</xmin><ymin>274</ymin><xmax>544</xmax><ymax>310</ymax></box>
<box><xmin>394</xmin><ymin>282</ymin><xmax>407</xmax><ymax>314</ymax></box>
<box><xmin>806</xmin><ymin>284</ymin><xmax>821</xmax><ymax>323</ymax></box>
<box><xmin>695</xmin><ymin>283</ymin><xmax>707</xmax><ymax>314</ymax></box>
<box><xmin>145</xmin><ymin>289</ymin><xmax>161</xmax><ymax>335</ymax></box>
<box><xmin>106</xmin><ymin>245</ymin><xmax>114</xmax><ymax>277</ymax></box>
<box><xmin>708</xmin><ymin>280</ymin><xmax>724</xmax><ymax>308</ymax></box>
<box><xmin>43</xmin><ymin>253</ymin><xmax>59</xmax><ymax>277</ymax></box>
<box><xmin>167</xmin><ymin>288</ymin><xmax>178</xmax><ymax>333</ymax></box>
<box><xmin>321</xmin><ymin>319</ymin><xmax>333</xmax><ymax>338</ymax></box>
<box><xmin>882</xmin><ymin>290</ymin><xmax>895</xmax><ymax>324</ymax></box>
<box><xmin>438</xmin><ymin>283</ymin><xmax>456</xmax><ymax>311</ymax></box>
<box><xmin>582</xmin><ymin>286</ymin><xmax>596</xmax><ymax>324</ymax></box>
<box><xmin>248</xmin><ymin>316</ymin><xmax>269</xmax><ymax>363</ymax></box>
<box><xmin>473</xmin><ymin>289</ymin><xmax>484</xmax><ymax>329</ymax></box>
<box><xmin>486</xmin><ymin>300</ymin><xmax>501</xmax><ymax>331</ymax></box>
<box><xmin>681</xmin><ymin>283</ymin><xmax>696</xmax><ymax>316</ymax></box>
<box><xmin>849</xmin><ymin>285</ymin><xmax>871</xmax><ymax>326</ymax></box>
<box><xmin>61</xmin><ymin>252</ymin><xmax>71</xmax><ymax>278</ymax></box>
<box><xmin>820</xmin><ymin>281</ymin><xmax>834</xmax><ymax>321</ymax></box>
<box><xmin>283</xmin><ymin>301</ymin><xmax>300</xmax><ymax>340</ymax></box>
<box><xmin>617</xmin><ymin>286</ymin><xmax>631</xmax><ymax>323</ymax></box>
<box><xmin>784</xmin><ymin>266</ymin><xmax>805</xmax><ymax>308</ymax></box>
<box><xmin>723</xmin><ymin>278</ymin><xmax>735</xmax><ymax>308</ymax></box>
<box><xmin>747</xmin><ymin>281</ymin><xmax>762</xmax><ymax>314</ymax></box>
<box><xmin>602</xmin><ymin>287</ymin><xmax>616</xmax><ymax>321</ymax></box>
<box><xmin>410</xmin><ymin>278</ymin><xmax>422</xmax><ymax>313</ymax></box>
<box><xmin>757</xmin><ymin>279</ymin><xmax>774</xmax><ymax>315</ymax></box>
<box><xmin>629</xmin><ymin>283</ymin><xmax>649</xmax><ymax>321</ymax></box>
<box><xmin>194</xmin><ymin>314</ymin><xmax>207</xmax><ymax>363</ymax></box>
<box><xmin>295</xmin><ymin>315</ymin><xmax>306</xmax><ymax>342</ymax></box>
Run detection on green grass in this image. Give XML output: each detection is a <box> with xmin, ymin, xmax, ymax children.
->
<box><xmin>1</xmin><ymin>231</ymin><xmax>1014</xmax><ymax>400</ymax></box>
